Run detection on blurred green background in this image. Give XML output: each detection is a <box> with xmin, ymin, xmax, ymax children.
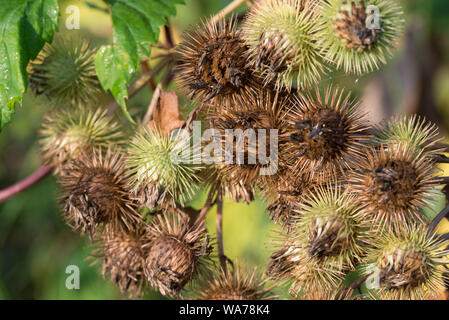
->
<box><xmin>0</xmin><ymin>0</ymin><xmax>449</xmax><ymax>299</ymax></box>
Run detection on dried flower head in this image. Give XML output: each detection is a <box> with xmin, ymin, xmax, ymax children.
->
<box><xmin>91</xmin><ymin>229</ymin><xmax>148</xmax><ymax>298</ymax></box>
<box><xmin>265</xmin><ymin>187</ymin><xmax>368</xmax><ymax>294</ymax></box>
<box><xmin>293</xmin><ymin>185</ymin><xmax>369</xmax><ymax>269</ymax></box>
<box><xmin>364</xmin><ymin>227</ymin><xmax>449</xmax><ymax>300</ymax></box>
<box><xmin>284</xmin><ymin>86</ymin><xmax>370</xmax><ymax>182</ymax></box>
<box><xmin>59</xmin><ymin>148</ymin><xmax>141</xmax><ymax>236</ymax></box>
<box><xmin>39</xmin><ymin>106</ymin><xmax>125</xmax><ymax>175</ymax></box>
<box><xmin>348</xmin><ymin>143</ymin><xmax>437</xmax><ymax>230</ymax></box>
<box><xmin>209</xmin><ymin>89</ymin><xmax>289</xmax><ymax>202</ymax></box>
<box><xmin>176</xmin><ymin>16</ymin><xmax>260</xmax><ymax>103</ymax></box>
<box><xmin>319</xmin><ymin>0</ymin><xmax>404</xmax><ymax>74</ymax></box>
<box><xmin>126</xmin><ymin>126</ymin><xmax>203</xmax><ymax>209</ymax></box>
<box><xmin>192</xmin><ymin>262</ymin><xmax>277</xmax><ymax>300</ymax></box>
<box><xmin>28</xmin><ymin>37</ymin><xmax>101</xmax><ymax>106</ymax></box>
<box><xmin>374</xmin><ymin>115</ymin><xmax>441</xmax><ymax>156</ymax></box>
<box><xmin>275</xmin><ymin>241</ymin><xmax>346</xmax><ymax>293</ymax></box>
<box><xmin>144</xmin><ymin>212</ymin><xmax>211</xmax><ymax>297</ymax></box>
<box><xmin>262</xmin><ymin>170</ymin><xmax>320</xmax><ymax>232</ymax></box>
<box><xmin>243</xmin><ymin>0</ymin><xmax>326</xmax><ymax>90</ymax></box>
<box><xmin>265</xmin><ymin>237</ymin><xmax>298</xmax><ymax>281</ymax></box>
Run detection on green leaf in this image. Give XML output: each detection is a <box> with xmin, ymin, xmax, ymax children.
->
<box><xmin>95</xmin><ymin>45</ymin><xmax>135</xmax><ymax>123</ymax></box>
<box><xmin>0</xmin><ymin>0</ymin><xmax>59</xmax><ymax>131</ymax></box>
<box><xmin>109</xmin><ymin>0</ymin><xmax>184</xmax><ymax>68</ymax></box>
<box><xmin>96</xmin><ymin>0</ymin><xmax>184</xmax><ymax>122</ymax></box>
<box><xmin>26</xmin><ymin>0</ymin><xmax>59</xmax><ymax>43</ymax></box>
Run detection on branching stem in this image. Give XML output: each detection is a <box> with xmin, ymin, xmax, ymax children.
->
<box><xmin>143</xmin><ymin>83</ymin><xmax>162</xmax><ymax>124</ymax></box>
<box><xmin>216</xmin><ymin>188</ymin><xmax>227</xmax><ymax>272</ymax></box>
<box><xmin>339</xmin><ymin>273</ymin><xmax>371</xmax><ymax>300</ymax></box>
<box><xmin>194</xmin><ymin>183</ymin><xmax>219</xmax><ymax>226</ymax></box>
<box><xmin>428</xmin><ymin>203</ymin><xmax>449</xmax><ymax>235</ymax></box>
<box><xmin>210</xmin><ymin>0</ymin><xmax>248</xmax><ymax>25</ymax></box>
<box><xmin>0</xmin><ymin>165</ymin><xmax>54</xmax><ymax>202</ymax></box>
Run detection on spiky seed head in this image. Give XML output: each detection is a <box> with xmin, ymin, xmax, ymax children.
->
<box><xmin>209</xmin><ymin>89</ymin><xmax>289</xmax><ymax>202</ymax></box>
<box><xmin>126</xmin><ymin>126</ymin><xmax>203</xmax><ymax>209</ymax></box>
<box><xmin>285</xmin><ymin>86</ymin><xmax>370</xmax><ymax>182</ymax></box>
<box><xmin>287</xmin><ymin>245</ymin><xmax>346</xmax><ymax>293</ymax></box>
<box><xmin>265</xmin><ymin>187</ymin><xmax>367</xmax><ymax>293</ymax></box>
<box><xmin>28</xmin><ymin>37</ymin><xmax>101</xmax><ymax>106</ymax></box>
<box><xmin>39</xmin><ymin>106</ymin><xmax>125</xmax><ymax>175</ymax></box>
<box><xmin>294</xmin><ymin>185</ymin><xmax>369</xmax><ymax>269</ymax></box>
<box><xmin>266</xmin><ymin>229</ymin><xmax>346</xmax><ymax>292</ymax></box>
<box><xmin>143</xmin><ymin>212</ymin><xmax>211</xmax><ymax>297</ymax></box>
<box><xmin>176</xmin><ymin>17</ymin><xmax>261</xmax><ymax>103</ymax></box>
<box><xmin>59</xmin><ymin>148</ymin><xmax>141</xmax><ymax>236</ymax></box>
<box><xmin>348</xmin><ymin>143</ymin><xmax>438</xmax><ymax>230</ymax></box>
<box><xmin>90</xmin><ymin>230</ymin><xmax>148</xmax><ymax>298</ymax></box>
<box><xmin>265</xmin><ymin>238</ymin><xmax>298</xmax><ymax>281</ymax></box>
<box><xmin>364</xmin><ymin>227</ymin><xmax>449</xmax><ymax>300</ymax></box>
<box><xmin>262</xmin><ymin>170</ymin><xmax>320</xmax><ymax>232</ymax></box>
<box><xmin>192</xmin><ymin>262</ymin><xmax>277</xmax><ymax>300</ymax></box>
<box><xmin>318</xmin><ymin>0</ymin><xmax>404</xmax><ymax>74</ymax></box>
<box><xmin>242</xmin><ymin>0</ymin><xmax>326</xmax><ymax>90</ymax></box>
<box><xmin>374</xmin><ymin>115</ymin><xmax>441</xmax><ymax>156</ymax></box>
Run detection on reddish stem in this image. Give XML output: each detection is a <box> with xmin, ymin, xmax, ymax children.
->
<box><xmin>0</xmin><ymin>165</ymin><xmax>53</xmax><ymax>202</ymax></box>
<box><xmin>164</xmin><ymin>24</ymin><xmax>174</xmax><ymax>49</ymax></box>
<box><xmin>194</xmin><ymin>184</ymin><xmax>217</xmax><ymax>223</ymax></box>
<box><xmin>216</xmin><ymin>188</ymin><xmax>227</xmax><ymax>272</ymax></box>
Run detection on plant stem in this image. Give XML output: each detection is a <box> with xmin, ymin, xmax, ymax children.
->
<box><xmin>194</xmin><ymin>183</ymin><xmax>219</xmax><ymax>226</ymax></box>
<box><xmin>428</xmin><ymin>204</ymin><xmax>449</xmax><ymax>234</ymax></box>
<box><xmin>339</xmin><ymin>273</ymin><xmax>371</xmax><ymax>300</ymax></box>
<box><xmin>143</xmin><ymin>83</ymin><xmax>162</xmax><ymax>124</ymax></box>
<box><xmin>164</xmin><ymin>24</ymin><xmax>175</xmax><ymax>49</ymax></box>
<box><xmin>0</xmin><ymin>165</ymin><xmax>54</xmax><ymax>202</ymax></box>
<box><xmin>216</xmin><ymin>188</ymin><xmax>227</xmax><ymax>272</ymax></box>
<box><xmin>210</xmin><ymin>0</ymin><xmax>248</xmax><ymax>25</ymax></box>
<box><xmin>141</xmin><ymin>59</ymin><xmax>157</xmax><ymax>91</ymax></box>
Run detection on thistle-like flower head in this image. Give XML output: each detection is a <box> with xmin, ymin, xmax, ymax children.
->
<box><xmin>242</xmin><ymin>0</ymin><xmax>326</xmax><ymax>90</ymax></box>
<box><xmin>28</xmin><ymin>37</ymin><xmax>101</xmax><ymax>106</ymax></box>
<box><xmin>192</xmin><ymin>262</ymin><xmax>277</xmax><ymax>300</ymax></box>
<box><xmin>266</xmin><ymin>186</ymin><xmax>369</xmax><ymax>294</ymax></box>
<box><xmin>143</xmin><ymin>212</ymin><xmax>211</xmax><ymax>297</ymax></box>
<box><xmin>209</xmin><ymin>89</ymin><xmax>289</xmax><ymax>202</ymax></box>
<box><xmin>348</xmin><ymin>143</ymin><xmax>438</xmax><ymax>230</ymax></box>
<box><xmin>126</xmin><ymin>126</ymin><xmax>203</xmax><ymax>209</ymax></box>
<box><xmin>293</xmin><ymin>185</ymin><xmax>369</xmax><ymax>269</ymax></box>
<box><xmin>90</xmin><ymin>229</ymin><xmax>148</xmax><ymax>298</ymax></box>
<box><xmin>318</xmin><ymin>0</ymin><xmax>404</xmax><ymax>74</ymax></box>
<box><xmin>374</xmin><ymin>115</ymin><xmax>441</xmax><ymax>156</ymax></box>
<box><xmin>59</xmin><ymin>148</ymin><xmax>141</xmax><ymax>236</ymax></box>
<box><xmin>176</xmin><ymin>16</ymin><xmax>260</xmax><ymax>103</ymax></box>
<box><xmin>364</xmin><ymin>227</ymin><xmax>449</xmax><ymax>300</ymax></box>
<box><xmin>262</xmin><ymin>169</ymin><xmax>320</xmax><ymax>232</ymax></box>
<box><xmin>285</xmin><ymin>86</ymin><xmax>370</xmax><ymax>182</ymax></box>
<box><xmin>285</xmin><ymin>244</ymin><xmax>346</xmax><ymax>293</ymax></box>
<box><xmin>39</xmin><ymin>106</ymin><xmax>125</xmax><ymax>175</ymax></box>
